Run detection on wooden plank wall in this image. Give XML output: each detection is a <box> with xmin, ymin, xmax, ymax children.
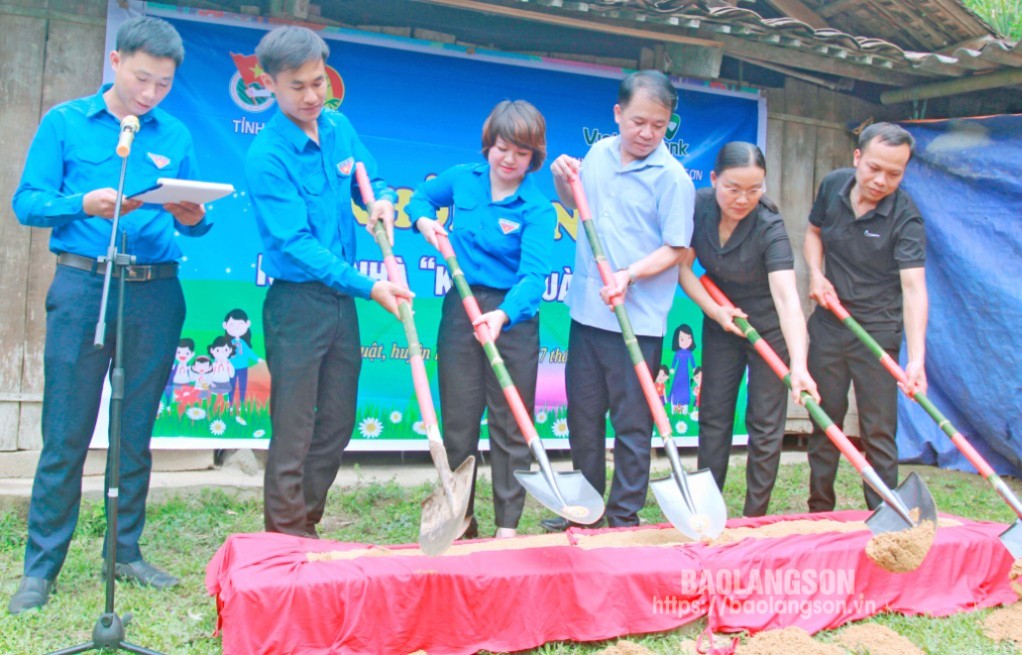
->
<box><xmin>0</xmin><ymin>1</ymin><xmax>107</xmax><ymax>451</ymax></box>
<box><xmin>766</xmin><ymin>78</ymin><xmax>897</xmax><ymax>434</ymax></box>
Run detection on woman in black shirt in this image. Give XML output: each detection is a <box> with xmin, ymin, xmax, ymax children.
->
<box><xmin>678</xmin><ymin>142</ymin><xmax>819</xmax><ymax>516</ymax></box>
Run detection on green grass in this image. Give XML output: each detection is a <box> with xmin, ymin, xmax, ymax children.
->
<box><xmin>963</xmin><ymin>0</ymin><xmax>1022</xmax><ymax>40</ymax></box>
<box><xmin>1</xmin><ymin>458</ymin><xmax>1020</xmax><ymax>653</ymax></box>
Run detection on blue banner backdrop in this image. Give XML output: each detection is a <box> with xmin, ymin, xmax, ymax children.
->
<box><xmin>97</xmin><ymin>3</ymin><xmax>765</xmax><ymax>449</ymax></box>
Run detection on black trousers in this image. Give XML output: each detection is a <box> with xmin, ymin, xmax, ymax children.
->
<box><xmin>807</xmin><ymin>312</ymin><xmax>900</xmax><ymax>512</ymax></box>
<box><xmin>437</xmin><ymin>287</ymin><xmax>537</xmax><ymax>530</ymax></box>
<box><xmin>262</xmin><ymin>281</ymin><xmax>361</xmax><ymax>535</ymax></box>
<box><xmin>565</xmin><ymin>320</ymin><xmax>662</xmax><ymax>527</ymax></box>
<box><xmin>697</xmin><ymin>320</ymin><xmax>789</xmax><ymax>517</ymax></box>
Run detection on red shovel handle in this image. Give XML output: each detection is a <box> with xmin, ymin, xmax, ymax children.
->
<box><xmin>701</xmin><ymin>276</ymin><xmax>872</xmax><ymax>474</ymax></box>
<box><xmin>435</xmin><ymin>233</ymin><xmax>541</xmax><ymax>447</ymax></box>
<box><xmin>354</xmin><ymin>162</ymin><xmax>438</xmax><ymax>429</ymax></box>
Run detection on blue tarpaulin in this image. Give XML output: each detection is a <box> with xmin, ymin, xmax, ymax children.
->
<box><xmin>897</xmin><ymin>115</ymin><xmax>1022</xmax><ymax>478</ymax></box>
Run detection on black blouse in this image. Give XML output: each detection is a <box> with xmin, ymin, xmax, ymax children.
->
<box><xmin>692</xmin><ymin>186</ymin><xmax>794</xmax><ymax>334</ymax></box>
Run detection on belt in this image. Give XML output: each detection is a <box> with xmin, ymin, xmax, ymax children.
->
<box><xmin>57</xmin><ymin>253</ymin><xmax>178</xmax><ymax>282</ymax></box>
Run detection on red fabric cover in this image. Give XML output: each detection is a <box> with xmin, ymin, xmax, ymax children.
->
<box><xmin>206</xmin><ymin>511</ymin><xmax>1016</xmax><ymax>655</ymax></box>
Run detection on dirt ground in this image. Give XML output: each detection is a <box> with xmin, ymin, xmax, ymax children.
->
<box><xmin>983</xmin><ymin>601</ymin><xmax>1022</xmax><ymax>646</ymax></box>
<box><xmin>735</xmin><ymin>627</ymin><xmax>844</xmax><ymax>655</ymax></box>
<box><xmin>594</xmin><ymin>641</ymin><xmax>655</xmax><ymax>655</ymax></box>
<box><xmin>835</xmin><ymin>624</ymin><xmax>925</xmax><ymax>654</ymax></box>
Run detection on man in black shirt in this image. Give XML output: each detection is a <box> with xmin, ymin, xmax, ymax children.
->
<box><xmin>803</xmin><ymin>122</ymin><xmax>928</xmax><ymax>512</ymax></box>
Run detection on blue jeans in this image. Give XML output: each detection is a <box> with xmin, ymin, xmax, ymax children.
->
<box><xmin>25</xmin><ymin>265</ymin><xmax>184</xmax><ymax>579</ymax></box>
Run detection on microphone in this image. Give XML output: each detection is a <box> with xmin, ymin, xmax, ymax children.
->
<box><xmin>116</xmin><ymin>115</ymin><xmax>140</xmax><ymax>158</ymax></box>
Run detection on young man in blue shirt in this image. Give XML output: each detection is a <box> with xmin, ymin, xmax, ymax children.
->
<box><xmin>546</xmin><ymin>71</ymin><xmax>695</xmax><ymax>530</ymax></box>
<box><xmin>9</xmin><ymin>16</ymin><xmax>207</xmax><ymax>614</ymax></box>
<box><xmin>245</xmin><ymin>26</ymin><xmax>411</xmax><ymax>538</ymax></box>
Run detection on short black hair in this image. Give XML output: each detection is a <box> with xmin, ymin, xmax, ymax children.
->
<box><xmin>713</xmin><ymin>141</ymin><xmax>766</xmax><ymax>176</ymax></box>
<box><xmin>116</xmin><ymin>16</ymin><xmax>184</xmax><ymax>66</ymax></box>
<box><xmin>256</xmin><ymin>25</ymin><xmax>329</xmax><ymax>78</ymax></box>
<box><xmin>178</xmin><ymin>338</ymin><xmax>195</xmax><ymax>350</ymax></box>
<box><xmin>859</xmin><ymin>122</ymin><xmax>915</xmax><ymax>158</ymax></box>
<box><xmin>618</xmin><ymin>70</ymin><xmax>677</xmax><ymax>112</ymax></box>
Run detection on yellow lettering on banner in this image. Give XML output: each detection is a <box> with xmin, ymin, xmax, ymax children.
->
<box><xmin>553</xmin><ymin>202</ymin><xmax>577</xmax><ymax>242</ymax></box>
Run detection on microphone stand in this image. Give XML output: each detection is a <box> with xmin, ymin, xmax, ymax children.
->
<box><xmin>48</xmin><ymin>127</ymin><xmax>165</xmax><ymax>655</ymax></box>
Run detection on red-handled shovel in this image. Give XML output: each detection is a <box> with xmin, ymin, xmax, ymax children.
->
<box><xmin>568</xmin><ymin>175</ymin><xmax>727</xmax><ymax>539</ymax></box>
<box><xmin>434</xmin><ymin>233</ymin><xmax>605</xmax><ymax>525</ymax></box>
<box><xmin>355</xmin><ymin>163</ymin><xmax>473</xmax><ymax>556</ymax></box>
<box><xmin>823</xmin><ymin>292</ymin><xmax>1022</xmax><ymax>555</ymax></box>
<box><xmin>701</xmin><ymin>275</ymin><xmax>937</xmax><ymax>536</ymax></box>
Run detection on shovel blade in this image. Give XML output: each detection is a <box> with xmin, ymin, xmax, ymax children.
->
<box><xmin>865</xmin><ymin>471</ymin><xmax>938</xmax><ymax>535</ymax></box>
<box><xmin>651</xmin><ymin>468</ymin><xmax>728</xmax><ymax>540</ymax></box>
<box><xmin>419</xmin><ymin>456</ymin><xmax>475</xmax><ymax>556</ymax></box>
<box><xmin>515</xmin><ymin>469</ymin><xmax>605</xmax><ymax>525</ymax></box>
<box><xmin>998</xmin><ymin>520</ymin><xmax>1022</xmax><ymax>559</ymax></box>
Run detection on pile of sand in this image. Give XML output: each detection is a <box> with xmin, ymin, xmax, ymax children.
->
<box><xmin>306</xmin><ymin>533</ymin><xmax>571</xmax><ymax>560</ymax></box>
<box><xmin>835</xmin><ymin>624</ymin><xmax>924</xmax><ymax>655</ymax></box>
<box><xmin>709</xmin><ymin>520</ymin><xmax>865</xmax><ymax>547</ymax></box>
<box><xmin>594</xmin><ymin>640</ymin><xmax>655</xmax><ymax>655</ymax></box>
<box><xmin>983</xmin><ymin>602</ymin><xmax>1022</xmax><ymax>645</ymax></box>
<box><xmin>308</xmin><ymin>516</ymin><xmax>963</xmax><ymax>561</ymax></box>
<box><xmin>735</xmin><ymin>627</ymin><xmax>844</xmax><ymax>655</ymax></box>
<box><xmin>865</xmin><ymin>520</ymin><xmax>935</xmax><ymax>573</ymax></box>
<box><xmin>1010</xmin><ymin>559</ymin><xmax>1022</xmax><ymax>599</ymax></box>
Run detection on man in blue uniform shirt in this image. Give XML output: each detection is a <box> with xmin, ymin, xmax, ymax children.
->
<box><xmin>245</xmin><ymin>26</ymin><xmax>410</xmax><ymax>538</ymax></box>
<box><xmin>9</xmin><ymin>16</ymin><xmax>207</xmax><ymax>614</ymax></box>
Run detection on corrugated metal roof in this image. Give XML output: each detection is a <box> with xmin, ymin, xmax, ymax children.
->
<box><xmin>508</xmin><ymin>0</ymin><xmax>1022</xmax><ymax>81</ymax></box>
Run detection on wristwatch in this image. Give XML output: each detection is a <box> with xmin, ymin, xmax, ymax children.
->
<box><xmin>620</xmin><ymin>265</ymin><xmax>637</xmax><ymax>286</ymax></box>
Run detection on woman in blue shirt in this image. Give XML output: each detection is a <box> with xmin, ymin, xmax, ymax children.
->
<box><xmin>678</xmin><ymin>142</ymin><xmax>819</xmax><ymax>517</ymax></box>
<box><xmin>407</xmin><ymin>100</ymin><xmax>555</xmax><ymax>539</ymax></box>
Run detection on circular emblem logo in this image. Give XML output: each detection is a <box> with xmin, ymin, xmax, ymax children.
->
<box><xmin>228</xmin><ymin>72</ymin><xmax>276</xmax><ymax>113</ymax></box>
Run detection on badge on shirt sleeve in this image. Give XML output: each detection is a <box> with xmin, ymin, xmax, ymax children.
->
<box><xmin>498</xmin><ymin>218</ymin><xmax>521</xmax><ymax>235</ymax></box>
<box><xmin>337</xmin><ymin>157</ymin><xmax>354</xmax><ymax>176</ymax></box>
<box><xmin>147</xmin><ymin>152</ymin><xmax>171</xmax><ymax>169</ymax></box>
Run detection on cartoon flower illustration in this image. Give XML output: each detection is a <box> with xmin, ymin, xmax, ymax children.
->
<box><xmin>675</xmin><ymin>420</ymin><xmax>689</xmax><ymax>434</ymax></box>
<box><xmin>552</xmin><ymin>418</ymin><xmax>569</xmax><ymax>438</ymax></box>
<box><xmin>253</xmin><ymin>429</ymin><xmax>266</xmax><ymax>438</ymax></box>
<box><xmin>389</xmin><ymin>410</ymin><xmax>403</xmax><ymax>424</ymax></box>
<box><xmin>210</xmin><ymin>420</ymin><xmax>227</xmax><ymax>436</ymax></box>
<box><xmin>412</xmin><ymin>421</ymin><xmax>427</xmax><ymax>436</ymax></box>
<box><xmin>535</xmin><ymin>410</ymin><xmax>548</xmax><ymax>424</ymax></box>
<box><xmin>359</xmin><ymin>417</ymin><xmax>384</xmax><ymax>439</ymax></box>
<box><xmin>186</xmin><ymin>407</ymin><xmax>207</xmax><ymax>421</ymax></box>
<box><xmin>235</xmin><ymin>415</ymin><xmax>248</xmax><ymax>426</ymax></box>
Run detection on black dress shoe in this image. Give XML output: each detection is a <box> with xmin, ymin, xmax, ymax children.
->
<box><xmin>108</xmin><ymin>560</ymin><xmax>179</xmax><ymax>589</ymax></box>
<box><xmin>539</xmin><ymin>515</ymin><xmax>607</xmax><ymax>532</ymax></box>
<box><xmin>8</xmin><ymin>577</ymin><xmax>53</xmax><ymax>615</ymax></box>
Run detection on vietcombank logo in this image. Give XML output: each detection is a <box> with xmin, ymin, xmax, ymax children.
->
<box><xmin>228</xmin><ymin>53</ymin><xmax>346</xmax><ymax>112</ymax></box>
<box><xmin>581</xmin><ymin>112</ymin><xmax>688</xmax><ymax>157</ymax></box>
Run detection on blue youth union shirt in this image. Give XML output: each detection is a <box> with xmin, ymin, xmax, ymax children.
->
<box><xmin>406</xmin><ymin>163</ymin><xmax>556</xmax><ymax>326</ymax></box>
<box><xmin>245</xmin><ymin>109</ymin><xmax>397</xmax><ymax>299</ymax></box>
<box><xmin>12</xmin><ymin>84</ymin><xmax>209</xmax><ymax>264</ymax></box>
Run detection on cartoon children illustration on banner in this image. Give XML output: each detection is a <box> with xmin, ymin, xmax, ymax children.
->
<box><xmin>667</xmin><ymin>324</ymin><xmax>697</xmax><ymax>414</ymax></box>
